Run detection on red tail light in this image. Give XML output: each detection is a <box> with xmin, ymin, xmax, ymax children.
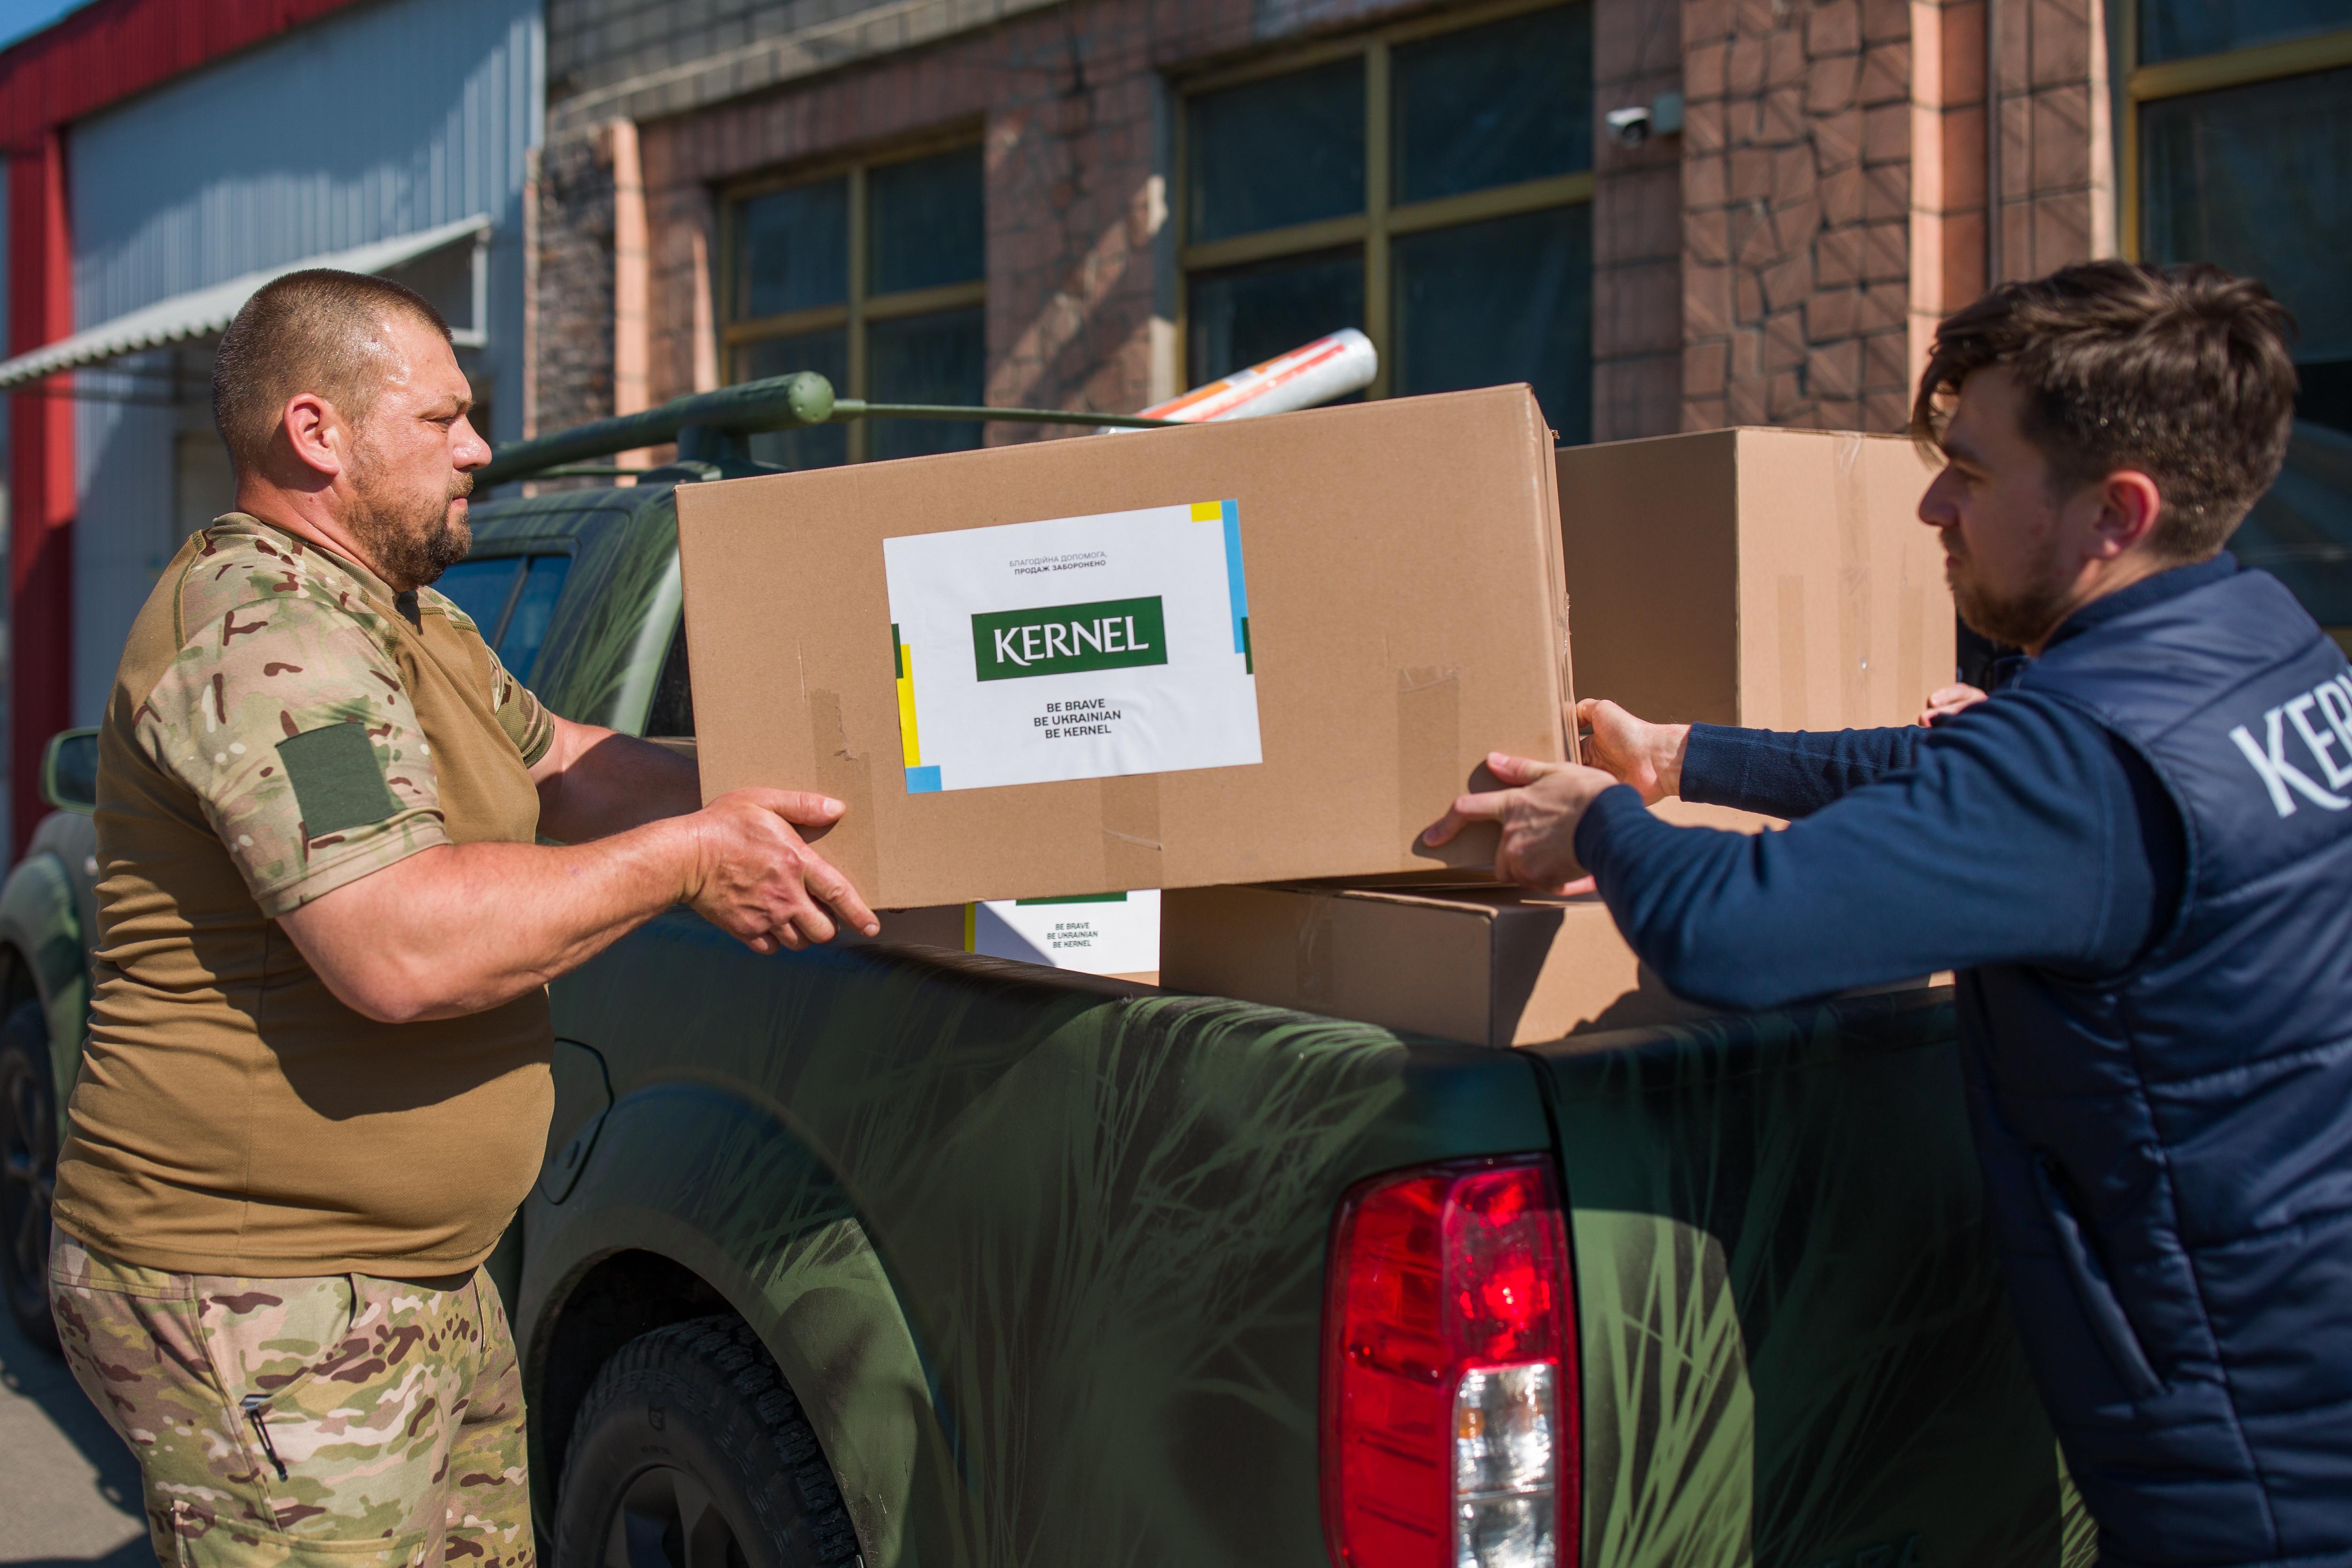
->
<box><xmin>1322</xmin><ymin>1157</ymin><xmax>1580</xmax><ymax>1568</ymax></box>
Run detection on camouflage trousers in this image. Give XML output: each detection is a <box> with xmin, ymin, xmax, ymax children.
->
<box><xmin>49</xmin><ymin>1231</ymin><xmax>536</xmax><ymax>1568</ymax></box>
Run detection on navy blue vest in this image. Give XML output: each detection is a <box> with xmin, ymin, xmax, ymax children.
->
<box><xmin>1972</xmin><ymin>568</ymin><xmax>2352</xmax><ymax>1568</ymax></box>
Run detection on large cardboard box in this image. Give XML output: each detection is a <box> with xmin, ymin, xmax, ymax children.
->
<box><xmin>1160</xmin><ymin>801</ymin><xmax>1766</xmax><ymax>1045</ymax></box>
<box><xmin>677</xmin><ymin>387</ymin><xmax>1573</xmax><ymax>909</ymax></box>
<box><xmin>1556</xmin><ymin>427</ymin><xmax>1952</xmax><ymax>729</ymax></box>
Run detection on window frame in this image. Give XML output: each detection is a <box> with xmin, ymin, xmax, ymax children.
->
<box><xmin>2117</xmin><ymin>1</ymin><xmax>2352</xmax><ymax>260</ymax></box>
<box><xmin>1174</xmin><ymin>0</ymin><xmax>1595</xmax><ymax>402</ymax></box>
<box><xmin>718</xmin><ymin>126</ymin><xmax>988</xmax><ymax>463</ymax></box>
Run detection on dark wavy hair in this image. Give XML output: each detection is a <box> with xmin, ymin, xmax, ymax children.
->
<box><xmin>1912</xmin><ymin>260</ymin><xmax>2299</xmax><ymax>559</ymax></box>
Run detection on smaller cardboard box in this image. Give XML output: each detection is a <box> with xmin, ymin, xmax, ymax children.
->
<box><xmin>1557</xmin><ymin>427</ymin><xmax>1952</xmax><ymax>729</ymax></box>
<box><xmin>1161</xmin><ymin>886</ymin><xmax>1712</xmax><ymax>1047</ymax></box>
<box><xmin>1161</xmin><ymin>802</ymin><xmax>1770</xmax><ymax>1046</ymax></box>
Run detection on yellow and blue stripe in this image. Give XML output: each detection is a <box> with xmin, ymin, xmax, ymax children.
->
<box><xmin>1190</xmin><ymin>499</ymin><xmax>1251</xmax><ymax>673</ymax></box>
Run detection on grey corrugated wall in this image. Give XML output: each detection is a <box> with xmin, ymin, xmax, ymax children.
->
<box><xmin>66</xmin><ymin>0</ymin><xmax>544</xmax><ymax>725</ymax></box>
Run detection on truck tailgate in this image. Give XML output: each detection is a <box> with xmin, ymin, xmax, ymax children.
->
<box><xmin>1527</xmin><ymin>988</ymin><xmax>2091</xmax><ymax>1568</ymax></box>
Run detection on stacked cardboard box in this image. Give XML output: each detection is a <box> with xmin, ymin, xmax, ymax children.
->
<box><xmin>678</xmin><ymin>409</ymin><xmax>1949</xmax><ymax>1045</ymax></box>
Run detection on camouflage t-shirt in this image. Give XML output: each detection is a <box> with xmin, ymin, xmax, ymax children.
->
<box><xmin>54</xmin><ymin>513</ymin><xmax>561</xmax><ymax>1279</ymax></box>
<box><xmin>136</xmin><ymin>515</ymin><xmax>553</xmax><ymax>915</ymax></box>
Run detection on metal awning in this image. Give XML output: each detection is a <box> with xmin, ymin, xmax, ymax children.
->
<box><xmin>0</xmin><ymin>213</ymin><xmax>490</xmax><ymax>391</ymax></box>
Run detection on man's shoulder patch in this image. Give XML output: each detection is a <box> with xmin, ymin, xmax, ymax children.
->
<box><xmin>276</xmin><ymin>721</ymin><xmax>398</xmax><ymax>840</ymax></box>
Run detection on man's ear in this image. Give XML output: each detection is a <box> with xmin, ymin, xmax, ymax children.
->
<box><xmin>2093</xmin><ymin>468</ymin><xmax>2165</xmax><ymax>558</ymax></box>
<box><xmin>280</xmin><ymin>392</ymin><xmax>348</xmax><ymax>482</ymax></box>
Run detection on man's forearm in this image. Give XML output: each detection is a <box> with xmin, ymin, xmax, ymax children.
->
<box><xmin>282</xmin><ymin>817</ymin><xmax>700</xmax><ymax>1023</ymax></box>
<box><xmin>535</xmin><ymin>722</ymin><xmax>702</xmax><ymax>842</ymax></box>
<box><xmin>1680</xmin><ymin>723</ymin><xmax>1924</xmax><ymax>819</ymax></box>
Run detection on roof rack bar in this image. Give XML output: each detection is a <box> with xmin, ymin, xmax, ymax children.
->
<box><xmin>476</xmin><ymin>371</ymin><xmax>834</xmax><ymax>487</ymax></box>
<box><xmin>475</xmin><ymin>373</ymin><xmax>1184</xmax><ymax>488</ymax></box>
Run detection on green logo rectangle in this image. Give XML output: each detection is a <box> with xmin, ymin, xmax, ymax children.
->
<box><xmin>971</xmin><ymin>596</ymin><xmax>1168</xmax><ymax>682</ymax></box>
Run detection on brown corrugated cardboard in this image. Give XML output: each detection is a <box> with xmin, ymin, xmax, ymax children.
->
<box><xmin>1557</xmin><ymin>427</ymin><xmax>1952</xmax><ymax>729</ymax></box>
<box><xmin>676</xmin><ymin>386</ymin><xmax>1573</xmax><ymax>909</ymax></box>
<box><xmin>1161</xmin><ymin>801</ymin><xmax>1775</xmax><ymax>1045</ymax></box>
<box><xmin>1161</xmin><ymin>886</ymin><xmax>1716</xmax><ymax>1046</ymax></box>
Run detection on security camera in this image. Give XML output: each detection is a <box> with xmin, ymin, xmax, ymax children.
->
<box><xmin>1606</xmin><ymin>91</ymin><xmax>1685</xmax><ymax>149</ymax></box>
<box><xmin>1605</xmin><ymin>106</ymin><xmax>1653</xmax><ymax>146</ymax></box>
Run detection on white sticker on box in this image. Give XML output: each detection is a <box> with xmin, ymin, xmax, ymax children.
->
<box><xmin>967</xmin><ymin>890</ymin><xmax>1160</xmax><ymax>975</ymax></box>
<box><xmin>885</xmin><ymin>501</ymin><xmax>1259</xmax><ymax>794</ymax></box>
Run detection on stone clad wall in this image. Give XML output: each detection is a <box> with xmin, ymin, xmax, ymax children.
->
<box><xmin>1678</xmin><ymin>0</ymin><xmax>2108</xmax><ymax>437</ymax></box>
<box><xmin>1681</xmin><ymin>0</ymin><xmax>1942</xmax><ymax>432</ymax></box>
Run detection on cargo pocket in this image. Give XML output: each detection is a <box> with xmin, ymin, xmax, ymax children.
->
<box><xmin>170</xmin><ymin>1500</ymin><xmax>430</xmax><ymax>1568</ymax></box>
<box><xmin>2031</xmin><ymin>1153</ymin><xmax>2165</xmax><ymax>1401</ymax></box>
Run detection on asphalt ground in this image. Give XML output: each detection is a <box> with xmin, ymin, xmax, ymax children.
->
<box><xmin>0</xmin><ymin>1302</ymin><xmax>149</xmax><ymax>1568</ymax></box>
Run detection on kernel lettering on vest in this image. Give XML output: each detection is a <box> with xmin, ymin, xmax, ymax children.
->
<box><xmin>2229</xmin><ymin>669</ymin><xmax>2352</xmax><ymax>817</ymax></box>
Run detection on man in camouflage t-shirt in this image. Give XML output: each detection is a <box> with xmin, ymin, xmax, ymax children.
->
<box><xmin>49</xmin><ymin>271</ymin><xmax>876</xmax><ymax>1568</ymax></box>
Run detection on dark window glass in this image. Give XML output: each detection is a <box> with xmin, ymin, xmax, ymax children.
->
<box><xmin>1393</xmin><ymin>4</ymin><xmax>1593</xmax><ymax>205</ymax></box>
<box><xmin>498</xmin><ymin>555</ymin><xmax>573</xmax><ymax>683</ymax></box>
<box><xmin>741</xmin><ymin>331</ymin><xmax>850</xmax><ymax>470</ymax></box>
<box><xmin>647</xmin><ymin>620</ymin><xmax>694</xmax><ymax>737</ymax></box>
<box><xmin>1187</xmin><ymin>248</ymin><xmax>1366</xmax><ymax>384</ymax></box>
<box><xmin>869</xmin><ymin>145</ymin><xmax>985</xmax><ymax>295</ymax></box>
<box><xmin>434</xmin><ymin>556</ymin><xmax>524</xmax><ymax>642</ymax></box>
<box><xmin>2139</xmin><ymin>0</ymin><xmax>2352</xmax><ymax>64</ymax></box>
<box><xmin>868</xmin><ymin>306</ymin><xmax>987</xmax><ymax>461</ymax></box>
<box><xmin>734</xmin><ymin>178</ymin><xmax>849</xmax><ymax>319</ymax></box>
<box><xmin>1187</xmin><ymin>60</ymin><xmax>1366</xmax><ymax>242</ymax></box>
<box><xmin>2143</xmin><ymin>66</ymin><xmax>2352</xmax><ymax>624</ymax></box>
<box><xmin>1392</xmin><ymin>203</ymin><xmax>1592</xmax><ymax>443</ymax></box>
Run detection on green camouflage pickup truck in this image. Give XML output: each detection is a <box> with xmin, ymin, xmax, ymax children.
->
<box><xmin>0</xmin><ymin>379</ymin><xmax>2090</xmax><ymax>1568</ymax></box>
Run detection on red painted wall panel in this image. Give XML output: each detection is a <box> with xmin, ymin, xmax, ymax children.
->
<box><xmin>1</xmin><ymin>0</ymin><xmax>368</xmax><ymax>849</ymax></box>
<box><xmin>0</xmin><ymin>0</ymin><xmax>368</xmax><ymax>151</ymax></box>
<box><xmin>8</xmin><ymin>132</ymin><xmax>76</xmax><ymax>854</ymax></box>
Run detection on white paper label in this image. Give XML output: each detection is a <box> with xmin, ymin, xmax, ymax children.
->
<box><xmin>885</xmin><ymin>501</ymin><xmax>1260</xmax><ymax>794</ymax></box>
<box><xmin>968</xmin><ymin>890</ymin><xmax>1160</xmax><ymax>975</ymax></box>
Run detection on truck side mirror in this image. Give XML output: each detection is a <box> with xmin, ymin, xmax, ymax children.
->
<box><xmin>40</xmin><ymin>729</ymin><xmax>99</xmax><ymax>815</ymax></box>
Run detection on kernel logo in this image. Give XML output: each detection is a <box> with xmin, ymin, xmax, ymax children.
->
<box><xmin>971</xmin><ymin>596</ymin><xmax>1169</xmax><ymax>682</ymax></box>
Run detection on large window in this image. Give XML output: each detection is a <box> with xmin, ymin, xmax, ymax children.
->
<box><xmin>724</xmin><ymin>139</ymin><xmax>986</xmax><ymax>468</ymax></box>
<box><xmin>2127</xmin><ymin>3</ymin><xmax>2352</xmax><ymax>635</ymax></box>
<box><xmin>1180</xmin><ymin>1</ymin><xmax>1594</xmax><ymax>441</ymax></box>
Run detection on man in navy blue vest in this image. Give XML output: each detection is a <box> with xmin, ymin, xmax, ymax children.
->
<box><xmin>1428</xmin><ymin>261</ymin><xmax>2346</xmax><ymax>1566</ymax></box>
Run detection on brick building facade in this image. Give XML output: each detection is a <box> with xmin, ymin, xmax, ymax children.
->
<box><xmin>528</xmin><ymin>0</ymin><xmax>2116</xmax><ymax>454</ymax></box>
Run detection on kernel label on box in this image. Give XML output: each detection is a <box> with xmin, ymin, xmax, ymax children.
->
<box><xmin>885</xmin><ymin>501</ymin><xmax>1261</xmax><ymax>793</ymax></box>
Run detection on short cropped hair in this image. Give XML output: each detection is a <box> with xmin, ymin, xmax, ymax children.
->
<box><xmin>1911</xmin><ymin>261</ymin><xmax>2299</xmax><ymax>560</ymax></box>
<box><xmin>211</xmin><ymin>269</ymin><xmax>451</xmax><ymax>476</ymax></box>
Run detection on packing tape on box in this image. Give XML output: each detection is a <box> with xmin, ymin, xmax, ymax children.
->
<box><xmin>1399</xmin><ymin>664</ymin><xmax>1466</xmax><ymax>859</ymax></box>
<box><xmin>1296</xmin><ymin>891</ymin><xmax>1335</xmax><ymax>1007</ymax></box>
<box><xmin>1101</xmin><ymin>772</ymin><xmax>1163</xmax><ymax>889</ymax></box>
<box><xmin>809</xmin><ymin>688</ymin><xmax>883</xmax><ymax>896</ymax></box>
<box><xmin>1835</xmin><ymin>432</ymin><xmax>1874</xmax><ymax>726</ymax></box>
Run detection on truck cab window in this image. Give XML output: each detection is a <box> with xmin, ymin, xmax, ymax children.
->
<box><xmin>646</xmin><ymin>619</ymin><xmax>693</xmax><ymax>737</ymax></box>
<box><xmin>432</xmin><ymin>553</ymin><xmax>574</xmax><ymax>685</ymax></box>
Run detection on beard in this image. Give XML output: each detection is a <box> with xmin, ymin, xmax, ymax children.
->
<box><xmin>1944</xmin><ymin>524</ymin><xmax>2073</xmax><ymax>650</ymax></box>
<box><xmin>348</xmin><ymin>449</ymin><xmax>474</xmax><ymax>592</ymax></box>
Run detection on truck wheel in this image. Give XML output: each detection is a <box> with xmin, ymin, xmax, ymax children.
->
<box><xmin>0</xmin><ymin>999</ymin><xmax>59</xmax><ymax>1354</ymax></box>
<box><xmin>555</xmin><ymin>1315</ymin><xmax>861</xmax><ymax>1568</ymax></box>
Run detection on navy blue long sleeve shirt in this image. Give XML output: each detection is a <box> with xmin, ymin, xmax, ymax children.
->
<box><xmin>1570</xmin><ymin>558</ymin><xmax>2232</xmax><ymax>1011</ymax></box>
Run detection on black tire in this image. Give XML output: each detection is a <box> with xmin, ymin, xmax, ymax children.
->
<box><xmin>555</xmin><ymin>1315</ymin><xmax>861</xmax><ymax>1568</ymax></box>
<box><xmin>0</xmin><ymin>998</ymin><xmax>59</xmax><ymax>1354</ymax></box>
